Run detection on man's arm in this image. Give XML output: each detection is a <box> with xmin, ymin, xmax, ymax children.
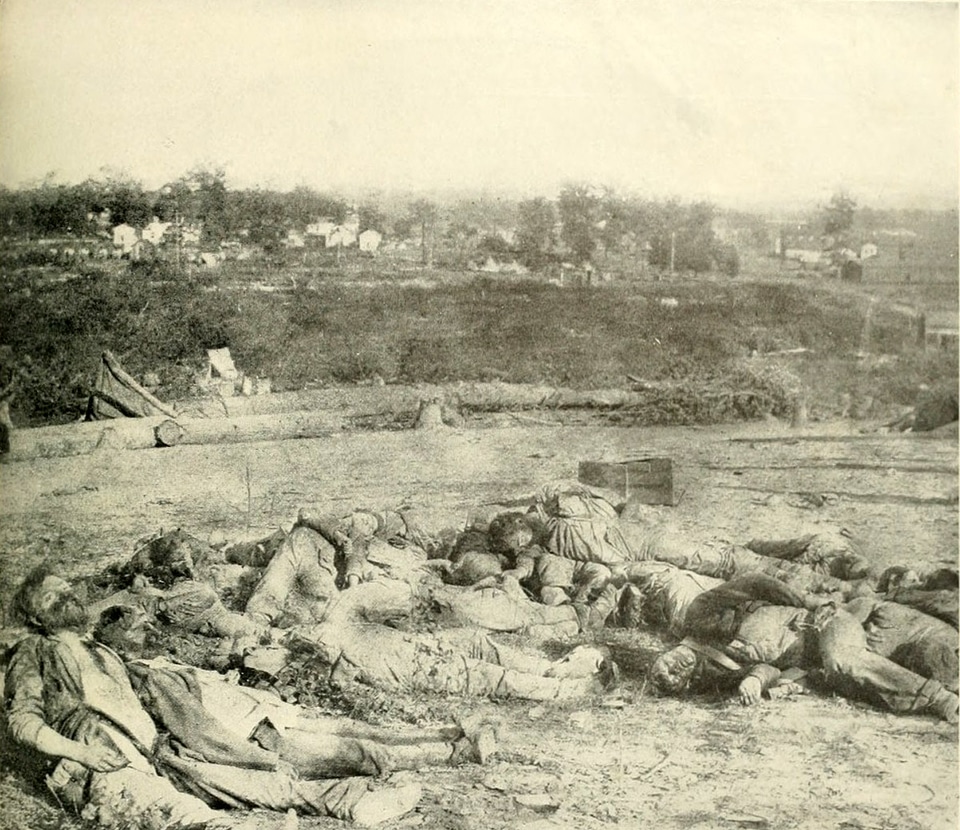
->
<box><xmin>500</xmin><ymin>549</ymin><xmax>538</xmax><ymax>583</ymax></box>
<box><xmin>738</xmin><ymin>664</ymin><xmax>782</xmax><ymax>705</ymax></box>
<box><xmin>4</xmin><ymin>641</ymin><xmax>127</xmax><ymax>772</ymax></box>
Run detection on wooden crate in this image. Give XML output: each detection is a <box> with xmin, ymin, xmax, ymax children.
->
<box><xmin>577</xmin><ymin>458</ymin><xmax>674</xmax><ymax>505</ymax></box>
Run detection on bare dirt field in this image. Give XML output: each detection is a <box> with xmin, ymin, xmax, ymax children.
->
<box><xmin>0</xmin><ymin>408</ymin><xmax>957</xmax><ymax>830</ymax></box>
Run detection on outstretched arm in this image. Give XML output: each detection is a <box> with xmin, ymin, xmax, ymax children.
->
<box><xmin>4</xmin><ymin>643</ymin><xmax>127</xmax><ymax>772</ymax></box>
<box><xmin>738</xmin><ymin>664</ymin><xmax>781</xmax><ymax>705</ymax></box>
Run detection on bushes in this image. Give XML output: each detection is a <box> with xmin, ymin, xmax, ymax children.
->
<box><xmin>0</xmin><ymin>268</ymin><xmax>951</xmax><ymax>426</ymax></box>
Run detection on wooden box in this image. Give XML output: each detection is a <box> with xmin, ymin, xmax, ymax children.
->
<box><xmin>578</xmin><ymin>458</ymin><xmax>674</xmax><ymax>505</ymax></box>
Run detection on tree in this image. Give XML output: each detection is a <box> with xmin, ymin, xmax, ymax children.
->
<box><xmin>444</xmin><ymin>219</ymin><xmax>480</xmax><ymax>269</ymax></box>
<box><xmin>823</xmin><ymin>192</ymin><xmax>857</xmax><ymax>238</ymax></box>
<box><xmin>558</xmin><ymin>184</ymin><xmax>601</xmax><ymax>265</ymax></box>
<box><xmin>597</xmin><ymin>189</ymin><xmax>634</xmax><ymax>260</ymax></box>
<box><xmin>646</xmin><ymin>199</ymin><xmax>683</xmax><ymax>273</ymax></box>
<box><xmin>515</xmin><ymin>197</ymin><xmax>556</xmax><ymax>269</ymax></box>
<box><xmin>359</xmin><ymin>201</ymin><xmax>386</xmax><ymax>234</ymax></box>
<box><xmin>231</xmin><ymin>189</ymin><xmax>286</xmax><ymax>249</ymax></box>
<box><xmin>646</xmin><ymin>200</ymin><xmax>717</xmax><ymax>276</ymax></box>
<box><xmin>286</xmin><ymin>186</ymin><xmax>346</xmax><ymax>228</ymax></box>
<box><xmin>27</xmin><ymin>178</ymin><xmax>93</xmax><ymax>237</ymax></box>
<box><xmin>674</xmin><ymin>201</ymin><xmax>717</xmax><ymax>276</ymax></box>
<box><xmin>89</xmin><ymin>169</ymin><xmax>152</xmax><ymax>227</ymax></box>
<box><xmin>714</xmin><ymin>243</ymin><xmax>740</xmax><ymax>277</ymax></box>
<box><xmin>408</xmin><ymin>198</ymin><xmax>438</xmax><ymax>267</ymax></box>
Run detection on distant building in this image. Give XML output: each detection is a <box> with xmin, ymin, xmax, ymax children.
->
<box><xmin>112</xmin><ymin>223</ymin><xmax>139</xmax><ymax>254</ymax></box>
<box><xmin>285</xmin><ymin>230</ymin><xmax>306</xmax><ymax>248</ymax></box>
<box><xmin>359</xmin><ymin>229</ymin><xmax>382</xmax><ymax>253</ymax></box>
<box><xmin>306</xmin><ymin>219</ymin><xmax>337</xmax><ymax>239</ymax></box>
<box><xmin>327</xmin><ymin>226</ymin><xmax>356</xmax><ymax>248</ymax></box>
<box><xmin>142</xmin><ymin>219</ymin><xmax>171</xmax><ymax>246</ymax></box>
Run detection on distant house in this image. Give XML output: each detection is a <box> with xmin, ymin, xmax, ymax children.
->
<box><xmin>142</xmin><ymin>219</ymin><xmax>171</xmax><ymax>246</ymax></box>
<box><xmin>112</xmin><ymin>223</ymin><xmax>140</xmax><ymax>255</ymax></box>
<box><xmin>358</xmin><ymin>229</ymin><xmax>382</xmax><ymax>253</ymax></box>
<box><xmin>181</xmin><ymin>224</ymin><xmax>203</xmax><ymax>246</ymax></box>
<box><xmin>285</xmin><ymin>230</ymin><xmax>306</xmax><ymax>249</ymax></box>
<box><xmin>327</xmin><ymin>226</ymin><xmax>356</xmax><ymax>248</ymax></box>
<box><xmin>306</xmin><ymin>219</ymin><xmax>337</xmax><ymax>239</ymax></box>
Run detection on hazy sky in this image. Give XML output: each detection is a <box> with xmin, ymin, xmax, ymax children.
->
<box><xmin>0</xmin><ymin>0</ymin><xmax>956</xmax><ymax>209</ymax></box>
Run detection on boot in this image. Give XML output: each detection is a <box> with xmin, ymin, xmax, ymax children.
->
<box><xmin>574</xmin><ymin>584</ymin><xmax>623</xmax><ymax>632</ymax></box>
<box><xmin>616</xmin><ymin>584</ymin><xmax>645</xmax><ymax>628</ymax></box>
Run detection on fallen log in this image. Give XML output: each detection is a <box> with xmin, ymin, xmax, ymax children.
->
<box><xmin>701</xmin><ymin>461</ymin><xmax>958</xmax><ymax>475</ymax></box>
<box><xmin>714</xmin><ymin>483</ymin><xmax>957</xmax><ymax>507</ymax></box>
<box><xmin>177</xmin><ymin>381</ymin><xmax>716</xmax><ymax>419</ymax></box>
<box><xmin>97</xmin><ymin>350</ymin><xmax>178</xmax><ymax>419</ymax></box>
<box><xmin>154</xmin><ymin>419</ymin><xmax>185</xmax><ymax>447</ymax></box>
<box><xmin>176</xmin><ymin>411</ymin><xmax>346</xmax><ymax>446</ymax></box>
<box><xmin>7</xmin><ymin>411</ymin><xmax>348</xmax><ymax>462</ymax></box>
<box><xmin>7</xmin><ymin>416</ymin><xmax>168</xmax><ymax>461</ymax></box>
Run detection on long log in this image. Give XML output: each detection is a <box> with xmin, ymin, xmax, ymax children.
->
<box><xmin>7</xmin><ymin>416</ymin><xmax>168</xmax><ymax>461</ymax></box>
<box><xmin>713</xmin><ymin>483</ymin><xmax>957</xmax><ymax>507</ymax></box>
<box><xmin>180</xmin><ymin>381</ymin><xmax>710</xmax><ymax>419</ymax></box>
<box><xmin>177</xmin><ymin>411</ymin><xmax>346</xmax><ymax>446</ymax></box>
<box><xmin>701</xmin><ymin>461</ymin><xmax>958</xmax><ymax>475</ymax></box>
<box><xmin>6</xmin><ymin>410</ymin><xmax>349</xmax><ymax>462</ymax></box>
<box><xmin>101</xmin><ymin>350</ymin><xmax>178</xmax><ymax>419</ymax></box>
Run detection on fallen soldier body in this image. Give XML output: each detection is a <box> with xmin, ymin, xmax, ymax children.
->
<box><xmin>648</xmin><ymin>574</ymin><xmax>959</xmax><ymax>723</ymax></box>
<box><xmin>236</xmin><ymin>519</ymin><xmax>621</xmax><ymax>638</ymax></box>
<box><xmin>84</xmin><ymin>530</ymin><xmax>622</xmax><ymax>702</ymax></box>
<box><xmin>476</xmin><ymin>483</ymin><xmax>873</xmax><ymax>599</ymax></box>
<box><xmin>244</xmin><ymin>579</ymin><xmax>621</xmax><ymax>701</ymax></box>
<box><xmin>94</xmin><ymin>608</ymin><xmax>497</xmax><ymax>778</ymax></box>
<box><xmin>3</xmin><ymin>565</ymin><xmax>434</xmax><ymax>829</ymax></box>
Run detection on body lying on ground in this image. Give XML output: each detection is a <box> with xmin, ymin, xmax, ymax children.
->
<box><xmin>79</xmin><ymin>524</ymin><xmax>623</xmax><ymax>702</ymax></box>
<box><xmin>2</xmin><ymin>565</ymin><xmax>503</xmax><ymax>829</ymax></box>
<box><xmin>647</xmin><ymin>573</ymin><xmax>959</xmax><ymax>723</ymax></box>
<box><xmin>248</xmin><ymin>579</ymin><xmax>620</xmax><ymax>701</ymax></box>
<box><xmin>482</xmin><ymin>482</ymin><xmax>874</xmax><ymax>599</ymax></box>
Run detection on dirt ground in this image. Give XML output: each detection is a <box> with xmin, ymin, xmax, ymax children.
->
<box><xmin>0</xmin><ymin>409</ymin><xmax>957</xmax><ymax>830</ymax></box>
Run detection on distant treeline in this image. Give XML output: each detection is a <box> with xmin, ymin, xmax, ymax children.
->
<box><xmin>1</xmin><ymin>168</ymin><xmax>955</xmax><ymax>276</ymax></box>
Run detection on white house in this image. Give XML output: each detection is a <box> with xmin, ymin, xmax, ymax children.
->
<box><xmin>343</xmin><ymin>211</ymin><xmax>361</xmax><ymax>234</ymax></box>
<box><xmin>358</xmin><ymin>229</ymin><xmax>382</xmax><ymax>253</ymax></box>
<box><xmin>112</xmin><ymin>223</ymin><xmax>139</xmax><ymax>254</ymax></box>
<box><xmin>285</xmin><ymin>230</ymin><xmax>306</xmax><ymax>248</ymax></box>
<box><xmin>142</xmin><ymin>219</ymin><xmax>171</xmax><ymax>246</ymax></box>
<box><xmin>327</xmin><ymin>226</ymin><xmax>356</xmax><ymax>248</ymax></box>
<box><xmin>306</xmin><ymin>219</ymin><xmax>337</xmax><ymax>239</ymax></box>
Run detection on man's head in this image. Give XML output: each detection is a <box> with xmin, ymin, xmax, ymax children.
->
<box><xmin>876</xmin><ymin>566</ymin><xmax>922</xmax><ymax>595</ymax></box>
<box><xmin>545</xmin><ymin>644</ymin><xmax>613</xmax><ymax>678</ymax></box>
<box><xmin>10</xmin><ymin>564</ymin><xmax>90</xmax><ymax>635</ymax></box>
<box><xmin>127</xmin><ymin>529</ymin><xmax>206</xmax><ymax>588</ymax></box>
<box><xmin>649</xmin><ymin>644</ymin><xmax>700</xmax><ymax>695</ymax></box>
<box><xmin>487</xmin><ymin>513</ymin><xmax>535</xmax><ymax>555</ymax></box>
<box><xmin>93</xmin><ymin>605</ymin><xmax>160</xmax><ymax>659</ymax></box>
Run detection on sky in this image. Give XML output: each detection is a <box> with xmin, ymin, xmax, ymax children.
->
<box><xmin>0</xmin><ymin>0</ymin><xmax>957</xmax><ymax>211</ymax></box>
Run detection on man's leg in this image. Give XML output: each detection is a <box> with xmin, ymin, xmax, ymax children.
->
<box><xmin>256</xmin><ymin>725</ymin><xmax>465</xmax><ymax>777</ymax></box>
<box><xmin>430</xmin><ymin>583</ymin><xmax>580</xmax><ymax>636</ymax></box>
<box><xmin>817</xmin><ymin>606</ymin><xmax>959</xmax><ymax>722</ymax></box>
<box><xmin>246</xmin><ymin>527</ymin><xmax>339</xmax><ymax>626</ymax></box>
<box><xmin>85</xmin><ymin>759</ymin><xmax>223</xmax><ymax>830</ymax></box>
<box><xmin>158</xmin><ymin>751</ymin><xmax>420</xmax><ymax>823</ymax></box>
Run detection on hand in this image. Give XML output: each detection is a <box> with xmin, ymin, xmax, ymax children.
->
<box><xmin>345</xmin><ymin>574</ymin><xmax>361</xmax><ymax>588</ymax></box>
<box><xmin>81</xmin><ymin>743</ymin><xmax>129</xmax><ymax>773</ymax></box>
<box><xmin>738</xmin><ymin>676</ymin><xmax>763</xmax><ymax>706</ymax></box>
